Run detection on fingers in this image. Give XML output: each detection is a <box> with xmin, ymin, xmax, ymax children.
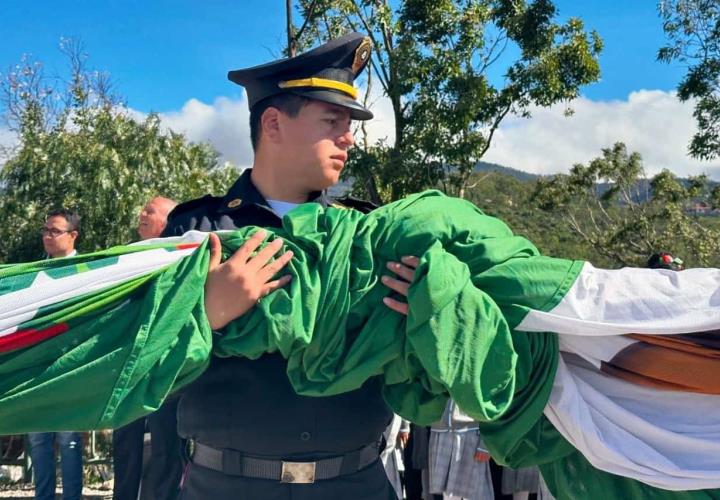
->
<box><xmin>260</xmin><ymin>274</ymin><xmax>293</xmax><ymax>297</ymax></box>
<box><xmin>397</xmin><ymin>432</ymin><xmax>409</xmax><ymax>448</ymax></box>
<box><xmin>258</xmin><ymin>249</ymin><xmax>294</xmax><ymax>281</ymax></box>
<box><xmin>207</xmin><ymin>233</ymin><xmax>222</xmax><ymax>271</ymax></box>
<box><xmin>401</xmin><ymin>255</ymin><xmax>420</xmax><ymax>268</ymax></box>
<box><xmin>386</xmin><ymin>260</ymin><xmax>416</xmax><ymax>283</ymax></box>
<box><xmin>382</xmin><ymin>256</ymin><xmax>419</xmax><ymax>317</ymax></box>
<box><xmin>248</xmin><ymin>237</ymin><xmax>286</xmax><ymax>272</ymax></box>
<box><xmin>381</xmin><ymin>275</ymin><xmax>410</xmax><ymax>297</ymax></box>
<box><xmin>227</xmin><ymin>229</ymin><xmax>267</xmax><ymax>265</ymax></box>
<box><xmin>383</xmin><ymin>296</ymin><xmax>409</xmax><ymax>316</ymax></box>
<box><xmin>473</xmin><ymin>451</ymin><xmax>491</xmax><ymax>463</ymax></box>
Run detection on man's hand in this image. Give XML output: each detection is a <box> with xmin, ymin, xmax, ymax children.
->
<box><xmin>396</xmin><ymin>431</ymin><xmax>409</xmax><ymax>448</ymax></box>
<box><xmin>473</xmin><ymin>450</ymin><xmax>491</xmax><ymax>463</ymax></box>
<box><xmin>381</xmin><ymin>256</ymin><xmax>420</xmax><ymax>315</ymax></box>
<box><xmin>204</xmin><ymin>231</ymin><xmax>293</xmax><ymax>330</ymax></box>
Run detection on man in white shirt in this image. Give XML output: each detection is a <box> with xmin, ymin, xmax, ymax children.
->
<box><xmin>29</xmin><ymin>209</ymin><xmax>83</xmax><ymax>500</ymax></box>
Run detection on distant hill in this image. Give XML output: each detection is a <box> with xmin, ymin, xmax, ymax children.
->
<box><xmin>593</xmin><ymin>177</ymin><xmax>720</xmax><ymax>204</ymax></box>
<box><xmin>472</xmin><ymin>162</ymin><xmax>719</xmax><ymax>205</ymax></box>
<box><xmin>332</xmin><ymin>160</ymin><xmax>717</xmax><ymax>206</ymax></box>
<box><xmin>473</xmin><ymin>161</ymin><xmax>540</xmax><ymax>182</ymax></box>
<box><xmin>331</xmin><ymin>161</ymin><xmax>539</xmax><ymax>196</ymax></box>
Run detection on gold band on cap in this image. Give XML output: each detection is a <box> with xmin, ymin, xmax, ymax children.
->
<box><xmin>278</xmin><ymin>77</ymin><xmax>358</xmax><ymax>99</ymax></box>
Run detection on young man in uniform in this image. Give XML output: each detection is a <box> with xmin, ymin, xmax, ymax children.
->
<box><xmin>164</xmin><ymin>33</ymin><xmax>417</xmax><ymax>499</ymax></box>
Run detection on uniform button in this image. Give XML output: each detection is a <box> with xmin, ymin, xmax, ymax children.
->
<box><xmin>300</xmin><ymin>431</ymin><xmax>311</xmax><ymax>441</ymax></box>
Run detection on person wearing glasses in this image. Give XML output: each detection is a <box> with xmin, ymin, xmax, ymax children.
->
<box><xmin>39</xmin><ymin>209</ymin><xmax>80</xmax><ymax>259</ymax></box>
<box><xmin>28</xmin><ymin>209</ymin><xmax>84</xmax><ymax>500</ymax></box>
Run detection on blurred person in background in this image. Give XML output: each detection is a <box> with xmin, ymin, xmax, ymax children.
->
<box><xmin>112</xmin><ymin>196</ymin><xmax>183</xmax><ymax>500</ymax></box>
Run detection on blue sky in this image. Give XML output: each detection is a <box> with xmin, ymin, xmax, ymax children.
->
<box><xmin>2</xmin><ymin>0</ymin><xmax>683</xmax><ymax>112</ymax></box>
<box><xmin>2</xmin><ymin>1</ymin><xmax>712</xmax><ymax>176</ymax></box>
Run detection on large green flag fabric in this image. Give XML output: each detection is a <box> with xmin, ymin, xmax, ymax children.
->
<box><xmin>1</xmin><ymin>190</ymin><xmax>718</xmax><ymax>499</ymax></box>
<box><xmin>1</xmin><ymin>191</ymin><xmax>577</xmax><ymax>436</ymax></box>
<box><xmin>0</xmin><ymin>241</ymin><xmax>213</xmax><ymax>430</ymax></box>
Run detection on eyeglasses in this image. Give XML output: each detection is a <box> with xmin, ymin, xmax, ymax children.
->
<box><xmin>40</xmin><ymin>228</ymin><xmax>71</xmax><ymax>238</ymax></box>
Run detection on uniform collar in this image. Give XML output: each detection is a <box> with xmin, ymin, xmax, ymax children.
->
<box><xmin>217</xmin><ymin>168</ymin><xmax>334</xmax><ymax>215</ymax></box>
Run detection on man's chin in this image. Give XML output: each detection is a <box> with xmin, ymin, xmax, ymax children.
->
<box><xmin>321</xmin><ymin>170</ymin><xmax>341</xmax><ymax>188</ymax></box>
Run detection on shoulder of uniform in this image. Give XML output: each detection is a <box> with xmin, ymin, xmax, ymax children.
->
<box><xmin>331</xmin><ymin>195</ymin><xmax>378</xmax><ymax>214</ymax></box>
<box><xmin>165</xmin><ymin>195</ymin><xmax>223</xmax><ymax>234</ymax></box>
<box><xmin>168</xmin><ymin>194</ymin><xmax>221</xmax><ymax>220</ymax></box>
<box><xmin>161</xmin><ymin>194</ymin><xmax>223</xmax><ymax>236</ymax></box>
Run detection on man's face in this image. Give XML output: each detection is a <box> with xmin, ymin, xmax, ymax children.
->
<box><xmin>276</xmin><ymin>100</ymin><xmax>355</xmax><ymax>191</ymax></box>
<box><xmin>41</xmin><ymin>215</ymin><xmax>77</xmax><ymax>258</ymax></box>
<box><xmin>137</xmin><ymin>199</ymin><xmax>171</xmax><ymax>240</ymax></box>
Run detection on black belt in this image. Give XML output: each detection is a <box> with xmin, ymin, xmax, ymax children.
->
<box><xmin>190</xmin><ymin>441</ymin><xmax>381</xmax><ymax>484</ymax></box>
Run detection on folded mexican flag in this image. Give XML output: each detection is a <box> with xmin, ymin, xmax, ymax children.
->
<box><xmin>1</xmin><ymin>190</ymin><xmax>718</xmax><ymax>499</ymax></box>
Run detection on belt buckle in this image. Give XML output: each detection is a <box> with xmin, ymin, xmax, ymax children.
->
<box><xmin>280</xmin><ymin>461</ymin><xmax>316</xmax><ymax>484</ymax></box>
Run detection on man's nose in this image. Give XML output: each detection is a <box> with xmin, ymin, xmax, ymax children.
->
<box><xmin>337</xmin><ymin>128</ymin><xmax>355</xmax><ymax>149</ymax></box>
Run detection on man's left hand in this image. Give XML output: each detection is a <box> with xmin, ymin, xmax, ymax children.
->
<box><xmin>381</xmin><ymin>256</ymin><xmax>419</xmax><ymax>316</ymax></box>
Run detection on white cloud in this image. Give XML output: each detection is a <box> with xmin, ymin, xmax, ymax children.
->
<box><xmin>0</xmin><ymin>126</ymin><xmax>18</xmax><ymax>163</ymax></box>
<box><xmin>357</xmin><ymin>86</ymin><xmax>396</xmax><ymax>146</ymax></box>
<box><xmin>483</xmin><ymin>90</ymin><xmax>720</xmax><ymax>178</ymax></box>
<box><xmin>0</xmin><ymin>127</ymin><xmax>18</xmax><ymax>152</ymax></box>
<box><xmin>135</xmin><ymin>87</ymin><xmax>397</xmax><ymax>170</ymax></box>
<box><xmin>153</xmin><ymin>96</ymin><xmax>253</xmax><ymax>168</ymax></box>
<box><xmin>129</xmin><ymin>88</ymin><xmax>718</xmax><ymax>180</ymax></box>
<box><xmin>0</xmin><ymin>90</ymin><xmax>394</xmax><ymax>171</ymax></box>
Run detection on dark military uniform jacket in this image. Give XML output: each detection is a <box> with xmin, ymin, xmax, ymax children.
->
<box><xmin>164</xmin><ymin>169</ymin><xmax>395</xmax><ymax>499</ymax></box>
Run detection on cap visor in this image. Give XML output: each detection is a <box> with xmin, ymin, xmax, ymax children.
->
<box><xmin>291</xmin><ymin>89</ymin><xmax>373</xmax><ymax>120</ymax></box>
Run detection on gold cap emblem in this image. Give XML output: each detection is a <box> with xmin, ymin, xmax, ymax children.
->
<box><xmin>352</xmin><ymin>38</ymin><xmax>373</xmax><ymax>75</ymax></box>
<box><xmin>227</xmin><ymin>198</ymin><xmax>242</xmax><ymax>208</ymax></box>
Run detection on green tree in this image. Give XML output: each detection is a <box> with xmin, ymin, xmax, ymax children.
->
<box><xmin>0</xmin><ymin>41</ymin><xmax>236</xmax><ymax>263</ymax></box>
<box><xmin>463</xmin><ymin>170</ymin><xmax>607</xmax><ymax>264</ymax></box>
<box><xmin>293</xmin><ymin>0</ymin><xmax>602</xmax><ymax>203</ymax></box>
<box><xmin>531</xmin><ymin>142</ymin><xmax>720</xmax><ymax>268</ymax></box>
<box><xmin>658</xmin><ymin>0</ymin><xmax>720</xmax><ymax>160</ymax></box>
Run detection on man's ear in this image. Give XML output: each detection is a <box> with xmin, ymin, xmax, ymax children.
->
<box><xmin>261</xmin><ymin>107</ymin><xmax>282</xmax><ymax>144</ymax></box>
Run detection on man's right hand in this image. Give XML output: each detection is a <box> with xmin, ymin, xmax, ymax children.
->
<box><xmin>204</xmin><ymin>230</ymin><xmax>293</xmax><ymax>330</ymax></box>
<box><xmin>397</xmin><ymin>431</ymin><xmax>409</xmax><ymax>448</ymax></box>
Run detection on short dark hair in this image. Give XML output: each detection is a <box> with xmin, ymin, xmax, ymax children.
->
<box><xmin>249</xmin><ymin>93</ymin><xmax>310</xmax><ymax>151</ymax></box>
<box><xmin>46</xmin><ymin>208</ymin><xmax>81</xmax><ymax>233</ymax></box>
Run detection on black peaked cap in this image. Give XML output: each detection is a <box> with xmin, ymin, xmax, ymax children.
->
<box><xmin>228</xmin><ymin>32</ymin><xmax>373</xmax><ymax>120</ymax></box>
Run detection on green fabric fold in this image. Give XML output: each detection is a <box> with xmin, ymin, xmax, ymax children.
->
<box><xmin>2</xmin><ymin>190</ymin><xmax>714</xmax><ymax>498</ymax></box>
<box><xmin>0</xmin><ymin>239</ymin><xmax>213</xmax><ymax>431</ymax></box>
<box><xmin>4</xmin><ymin>191</ymin><xmax>571</xmax><ymax>433</ymax></box>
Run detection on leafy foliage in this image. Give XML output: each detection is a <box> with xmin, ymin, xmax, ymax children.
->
<box><xmin>531</xmin><ymin>142</ymin><xmax>720</xmax><ymax>267</ymax></box>
<box><xmin>658</xmin><ymin>0</ymin><xmax>720</xmax><ymax>160</ymax></box>
<box><xmin>293</xmin><ymin>0</ymin><xmax>602</xmax><ymax>203</ymax></box>
<box><xmin>0</xmin><ymin>42</ymin><xmax>236</xmax><ymax>263</ymax></box>
<box><xmin>464</xmin><ymin>169</ymin><xmax>607</xmax><ymax>265</ymax></box>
